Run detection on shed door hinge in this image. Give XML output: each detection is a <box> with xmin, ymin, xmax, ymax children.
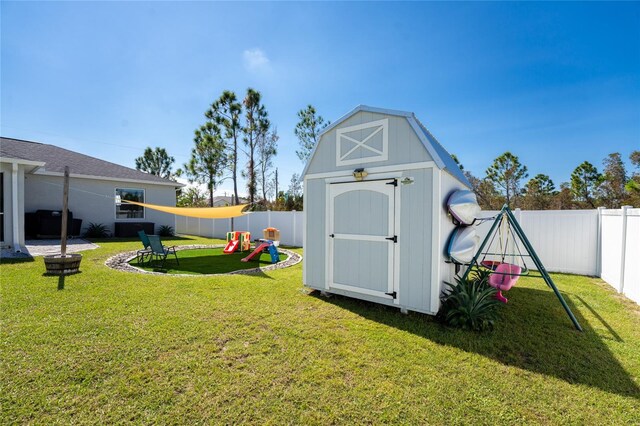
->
<box><xmin>385</xmin><ymin>235</ymin><xmax>397</xmax><ymax>243</ymax></box>
<box><xmin>385</xmin><ymin>291</ymin><xmax>397</xmax><ymax>298</ymax></box>
<box><xmin>386</xmin><ymin>179</ymin><xmax>398</xmax><ymax>187</ymax></box>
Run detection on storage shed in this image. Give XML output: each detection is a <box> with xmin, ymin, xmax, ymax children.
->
<box><xmin>302</xmin><ymin>105</ymin><xmax>472</xmax><ymax>315</ymax></box>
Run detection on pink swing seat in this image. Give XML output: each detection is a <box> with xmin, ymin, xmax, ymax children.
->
<box><xmin>488</xmin><ymin>263</ymin><xmax>522</xmax><ymax>303</ymax></box>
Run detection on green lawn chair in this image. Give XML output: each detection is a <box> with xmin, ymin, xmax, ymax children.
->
<box><xmin>136</xmin><ymin>230</ymin><xmax>153</xmax><ymax>264</ymax></box>
<box><xmin>147</xmin><ymin>234</ymin><xmax>179</xmax><ymax>269</ymax></box>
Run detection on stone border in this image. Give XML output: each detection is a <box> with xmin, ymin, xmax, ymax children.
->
<box><xmin>105</xmin><ymin>244</ymin><xmax>302</xmax><ymax>276</ymax></box>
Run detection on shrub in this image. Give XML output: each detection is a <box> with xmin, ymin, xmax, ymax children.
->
<box><xmin>83</xmin><ymin>222</ymin><xmax>110</xmax><ymax>238</ymax></box>
<box><xmin>437</xmin><ymin>269</ymin><xmax>502</xmax><ymax>332</ymax></box>
<box><xmin>158</xmin><ymin>225</ymin><xmax>175</xmax><ymax>237</ymax></box>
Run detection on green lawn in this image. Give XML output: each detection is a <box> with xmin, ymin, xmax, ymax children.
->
<box><xmin>130</xmin><ymin>247</ymin><xmax>288</xmax><ymax>275</ymax></box>
<box><xmin>1</xmin><ymin>235</ymin><xmax>639</xmax><ymax>424</ymax></box>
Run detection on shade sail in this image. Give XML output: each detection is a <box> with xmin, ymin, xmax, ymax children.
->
<box><xmin>122</xmin><ymin>200</ymin><xmax>248</xmax><ymax>219</ymax></box>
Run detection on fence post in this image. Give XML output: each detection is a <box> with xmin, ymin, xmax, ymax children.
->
<box><xmin>619</xmin><ymin>206</ymin><xmax>630</xmax><ymax>294</ymax></box>
<box><xmin>292</xmin><ymin>210</ymin><xmax>297</xmax><ymax>246</ymax></box>
<box><xmin>596</xmin><ymin>207</ymin><xmax>605</xmax><ymax>277</ymax></box>
<box><xmin>514</xmin><ymin>208</ymin><xmax>522</xmax><ymax>222</ymax></box>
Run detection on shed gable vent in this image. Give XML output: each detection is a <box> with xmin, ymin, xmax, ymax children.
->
<box><xmin>336</xmin><ymin>118</ymin><xmax>388</xmax><ymax>166</ymax></box>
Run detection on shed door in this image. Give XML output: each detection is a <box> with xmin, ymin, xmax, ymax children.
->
<box><xmin>328</xmin><ymin>180</ymin><xmax>396</xmax><ymax>300</ymax></box>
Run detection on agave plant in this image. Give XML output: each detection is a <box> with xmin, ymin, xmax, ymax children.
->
<box><xmin>83</xmin><ymin>222</ymin><xmax>110</xmax><ymax>238</ymax></box>
<box><xmin>438</xmin><ymin>269</ymin><xmax>502</xmax><ymax>331</ymax></box>
<box><xmin>158</xmin><ymin>225</ymin><xmax>175</xmax><ymax>237</ymax></box>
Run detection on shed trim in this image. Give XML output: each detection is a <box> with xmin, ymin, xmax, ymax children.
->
<box><xmin>304</xmin><ymin>161</ymin><xmax>436</xmax><ymax>180</ymax></box>
<box><xmin>430</xmin><ymin>168</ymin><xmax>442</xmax><ymax>314</ymax></box>
<box><xmin>405</xmin><ymin>117</ymin><xmax>446</xmax><ymax>169</ymax></box>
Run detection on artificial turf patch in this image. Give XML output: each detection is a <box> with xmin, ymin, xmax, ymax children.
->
<box><xmin>129</xmin><ymin>247</ymin><xmax>288</xmax><ymax>274</ymax></box>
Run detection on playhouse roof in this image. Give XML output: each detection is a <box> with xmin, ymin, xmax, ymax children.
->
<box><xmin>302</xmin><ymin>105</ymin><xmax>471</xmax><ymax>189</ymax></box>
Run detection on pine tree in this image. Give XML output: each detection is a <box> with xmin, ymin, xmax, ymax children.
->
<box><xmin>294</xmin><ymin>105</ymin><xmax>329</xmax><ymax>163</ymax></box>
<box><xmin>570</xmin><ymin>161</ymin><xmax>602</xmax><ymax>208</ymax></box>
<box><xmin>523</xmin><ymin>174</ymin><xmax>556</xmax><ymax>210</ymax></box>
<box><xmin>257</xmin><ymin>127</ymin><xmax>278</xmax><ymax>202</ymax></box>
<box><xmin>600</xmin><ymin>153</ymin><xmax>628</xmax><ymax>208</ymax></box>
<box><xmin>485</xmin><ymin>152</ymin><xmax>528</xmax><ymax>207</ymax></box>
<box><xmin>182</xmin><ymin>122</ymin><xmax>227</xmax><ymax>206</ymax></box>
<box><xmin>134</xmin><ymin>147</ymin><xmax>175</xmax><ymax>179</ymax></box>
<box><xmin>243</xmin><ymin>88</ymin><xmax>269</xmax><ymax>206</ymax></box>
<box><xmin>207</xmin><ymin>91</ymin><xmax>243</xmax><ymax>205</ymax></box>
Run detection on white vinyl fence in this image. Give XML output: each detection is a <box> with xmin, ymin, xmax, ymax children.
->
<box><xmin>175</xmin><ymin>211</ymin><xmax>304</xmax><ymax>247</ymax></box>
<box><xmin>175</xmin><ymin>207</ymin><xmax>639</xmax><ymax>304</ymax></box>
<box><xmin>475</xmin><ymin>207</ymin><xmax>638</xmax><ymax>304</ymax></box>
<box><xmin>599</xmin><ymin>207</ymin><xmax>640</xmax><ymax>304</ymax></box>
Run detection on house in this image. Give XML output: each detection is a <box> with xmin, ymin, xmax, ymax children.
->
<box><xmin>302</xmin><ymin>105</ymin><xmax>471</xmax><ymax>315</ymax></box>
<box><xmin>212</xmin><ymin>195</ymin><xmax>249</xmax><ymax>207</ymax></box>
<box><xmin>0</xmin><ymin>137</ymin><xmax>183</xmax><ymax>252</ymax></box>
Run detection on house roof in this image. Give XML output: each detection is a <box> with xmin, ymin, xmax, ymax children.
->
<box><xmin>0</xmin><ymin>137</ymin><xmax>181</xmax><ymax>187</ymax></box>
<box><xmin>301</xmin><ymin>105</ymin><xmax>471</xmax><ymax>189</ymax></box>
<box><xmin>212</xmin><ymin>195</ymin><xmax>249</xmax><ymax>205</ymax></box>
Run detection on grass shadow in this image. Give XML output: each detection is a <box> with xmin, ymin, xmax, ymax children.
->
<box><xmin>0</xmin><ymin>257</ymin><xmax>35</xmax><ymax>265</ymax></box>
<box><xmin>311</xmin><ymin>286</ymin><xmax>640</xmax><ymax>399</ymax></box>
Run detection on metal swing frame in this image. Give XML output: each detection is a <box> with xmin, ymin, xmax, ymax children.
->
<box><xmin>462</xmin><ymin>205</ymin><xmax>583</xmax><ymax>331</ymax></box>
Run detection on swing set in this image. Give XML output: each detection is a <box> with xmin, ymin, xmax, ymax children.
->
<box><xmin>459</xmin><ymin>205</ymin><xmax>582</xmax><ymax>331</ymax></box>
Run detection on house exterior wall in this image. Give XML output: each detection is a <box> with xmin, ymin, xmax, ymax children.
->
<box><xmin>24</xmin><ymin>174</ymin><xmax>177</xmax><ymax>235</ymax></box>
<box><xmin>305</xmin><ymin>111</ymin><xmax>433</xmax><ymax>176</ymax></box>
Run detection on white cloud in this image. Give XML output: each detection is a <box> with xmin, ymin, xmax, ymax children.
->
<box><xmin>243</xmin><ymin>48</ymin><xmax>270</xmax><ymax>73</ymax></box>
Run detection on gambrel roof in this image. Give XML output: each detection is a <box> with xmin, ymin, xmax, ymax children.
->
<box><xmin>302</xmin><ymin>105</ymin><xmax>471</xmax><ymax>188</ymax></box>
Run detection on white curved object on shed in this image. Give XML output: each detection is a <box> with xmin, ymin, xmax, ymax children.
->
<box><xmin>447</xmin><ymin>190</ymin><xmax>481</xmax><ymax>225</ymax></box>
<box><xmin>447</xmin><ymin>226</ymin><xmax>479</xmax><ymax>265</ymax></box>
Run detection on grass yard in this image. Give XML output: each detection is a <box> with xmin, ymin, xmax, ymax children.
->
<box><xmin>130</xmin><ymin>247</ymin><xmax>288</xmax><ymax>275</ymax></box>
<box><xmin>1</xmin><ymin>235</ymin><xmax>639</xmax><ymax>424</ymax></box>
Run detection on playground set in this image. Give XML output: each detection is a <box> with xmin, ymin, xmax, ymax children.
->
<box><xmin>446</xmin><ymin>191</ymin><xmax>582</xmax><ymax>331</ymax></box>
<box><xmin>224</xmin><ymin>227</ymin><xmax>281</xmax><ymax>264</ymax></box>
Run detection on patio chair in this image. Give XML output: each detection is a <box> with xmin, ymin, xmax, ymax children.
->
<box><xmin>147</xmin><ymin>234</ymin><xmax>179</xmax><ymax>269</ymax></box>
<box><xmin>136</xmin><ymin>230</ymin><xmax>153</xmax><ymax>264</ymax></box>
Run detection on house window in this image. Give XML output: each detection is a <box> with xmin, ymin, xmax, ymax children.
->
<box><xmin>115</xmin><ymin>188</ymin><xmax>145</xmax><ymax>219</ymax></box>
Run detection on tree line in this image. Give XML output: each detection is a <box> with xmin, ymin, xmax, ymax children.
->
<box><xmin>134</xmin><ymin>99</ymin><xmax>637</xmax><ymax>211</ymax></box>
<box><xmin>461</xmin><ymin>151</ymin><xmax>640</xmax><ymax>210</ymax></box>
<box><xmin>133</xmin><ymin>89</ymin><xmax>328</xmax><ymax>211</ymax></box>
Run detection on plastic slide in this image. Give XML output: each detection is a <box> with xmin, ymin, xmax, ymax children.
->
<box><xmin>223</xmin><ymin>239</ymin><xmax>240</xmax><ymax>254</ymax></box>
<box><xmin>241</xmin><ymin>243</ymin><xmax>270</xmax><ymax>262</ymax></box>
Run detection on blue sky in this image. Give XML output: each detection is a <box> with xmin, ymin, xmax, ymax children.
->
<box><xmin>2</xmin><ymin>2</ymin><xmax>639</xmax><ymax>196</ymax></box>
